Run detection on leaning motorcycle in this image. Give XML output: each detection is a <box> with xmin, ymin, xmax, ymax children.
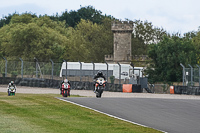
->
<box><xmin>8</xmin><ymin>86</ymin><xmax>16</xmax><ymax>96</ymax></box>
<box><xmin>94</xmin><ymin>77</ymin><xmax>106</xmax><ymax>98</ymax></box>
<box><xmin>61</xmin><ymin>83</ymin><xmax>70</xmax><ymax>97</ymax></box>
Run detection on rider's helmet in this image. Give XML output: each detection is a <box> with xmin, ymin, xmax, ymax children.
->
<box><xmin>64</xmin><ymin>79</ymin><xmax>68</xmax><ymax>83</ymax></box>
<box><xmin>97</xmin><ymin>71</ymin><xmax>103</xmax><ymax>77</ymax></box>
<box><xmin>11</xmin><ymin>81</ymin><xmax>14</xmax><ymax>85</ymax></box>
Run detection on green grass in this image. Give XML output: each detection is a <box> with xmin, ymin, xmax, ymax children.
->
<box><xmin>0</xmin><ymin>92</ymin><xmax>162</xmax><ymax>133</ymax></box>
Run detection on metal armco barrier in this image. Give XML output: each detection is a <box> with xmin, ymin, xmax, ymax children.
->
<box><xmin>173</xmin><ymin>86</ymin><xmax>200</xmax><ymax>95</ymax></box>
<box><xmin>0</xmin><ymin>77</ymin><xmax>123</xmax><ymax>92</ymax></box>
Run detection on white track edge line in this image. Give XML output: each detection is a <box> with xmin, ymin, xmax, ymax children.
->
<box><xmin>57</xmin><ymin>98</ymin><xmax>167</xmax><ymax>133</ymax></box>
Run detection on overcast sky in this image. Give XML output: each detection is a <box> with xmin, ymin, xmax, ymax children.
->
<box><xmin>0</xmin><ymin>0</ymin><xmax>200</xmax><ymax>34</ymax></box>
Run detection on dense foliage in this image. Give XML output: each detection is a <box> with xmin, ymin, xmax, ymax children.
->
<box><xmin>132</xmin><ymin>20</ymin><xmax>167</xmax><ymax>55</ymax></box>
<box><xmin>0</xmin><ymin>6</ymin><xmax>200</xmax><ymax>82</ymax></box>
<box><xmin>0</xmin><ymin>14</ymin><xmax>69</xmax><ymax>61</ymax></box>
<box><xmin>64</xmin><ymin>18</ymin><xmax>113</xmax><ymax>62</ymax></box>
<box><xmin>145</xmin><ymin>34</ymin><xmax>198</xmax><ymax>83</ymax></box>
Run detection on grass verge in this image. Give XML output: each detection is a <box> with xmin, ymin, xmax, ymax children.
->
<box><xmin>0</xmin><ymin>92</ymin><xmax>162</xmax><ymax>133</ymax></box>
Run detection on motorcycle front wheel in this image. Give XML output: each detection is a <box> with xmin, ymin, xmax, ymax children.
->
<box><xmin>63</xmin><ymin>90</ymin><xmax>68</xmax><ymax>97</ymax></box>
<box><xmin>96</xmin><ymin>89</ymin><xmax>103</xmax><ymax>98</ymax></box>
<box><xmin>96</xmin><ymin>93</ymin><xmax>99</xmax><ymax>98</ymax></box>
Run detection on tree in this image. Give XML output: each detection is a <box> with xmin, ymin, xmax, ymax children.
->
<box><xmin>10</xmin><ymin>13</ymin><xmax>37</xmax><ymax>24</ymax></box>
<box><xmin>0</xmin><ymin>12</ymin><xmax>37</xmax><ymax>28</ymax></box>
<box><xmin>132</xmin><ymin>20</ymin><xmax>167</xmax><ymax>55</ymax></box>
<box><xmin>145</xmin><ymin>35</ymin><xmax>197</xmax><ymax>83</ymax></box>
<box><xmin>64</xmin><ymin>19</ymin><xmax>113</xmax><ymax>62</ymax></box>
<box><xmin>192</xmin><ymin>30</ymin><xmax>200</xmax><ymax>64</ymax></box>
<box><xmin>0</xmin><ymin>14</ymin><xmax>69</xmax><ymax>61</ymax></box>
<box><xmin>0</xmin><ymin>13</ymin><xmax>16</xmax><ymax>28</ymax></box>
<box><xmin>77</xmin><ymin>6</ymin><xmax>103</xmax><ymax>24</ymax></box>
<box><xmin>58</xmin><ymin>6</ymin><xmax>111</xmax><ymax>28</ymax></box>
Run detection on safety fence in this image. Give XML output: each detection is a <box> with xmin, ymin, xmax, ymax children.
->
<box><xmin>0</xmin><ymin>58</ymin><xmax>138</xmax><ymax>92</ymax></box>
<box><xmin>180</xmin><ymin>63</ymin><xmax>200</xmax><ymax>86</ymax></box>
<box><xmin>0</xmin><ymin>58</ymin><xmax>131</xmax><ymax>84</ymax></box>
<box><xmin>4</xmin><ymin>59</ymin><xmax>200</xmax><ymax>95</ymax></box>
<box><xmin>0</xmin><ymin>59</ymin><xmax>62</xmax><ymax>80</ymax></box>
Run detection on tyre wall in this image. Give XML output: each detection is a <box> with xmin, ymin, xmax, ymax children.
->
<box><xmin>172</xmin><ymin>86</ymin><xmax>200</xmax><ymax>95</ymax></box>
<box><xmin>0</xmin><ymin>77</ymin><xmax>123</xmax><ymax>92</ymax></box>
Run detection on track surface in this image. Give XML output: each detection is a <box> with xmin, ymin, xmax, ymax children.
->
<box><xmin>1</xmin><ymin>85</ymin><xmax>200</xmax><ymax>133</ymax></box>
<box><xmin>60</xmin><ymin>97</ymin><xmax>200</xmax><ymax>133</ymax></box>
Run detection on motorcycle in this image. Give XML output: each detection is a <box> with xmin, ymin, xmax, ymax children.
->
<box><xmin>61</xmin><ymin>83</ymin><xmax>70</xmax><ymax>97</ymax></box>
<box><xmin>8</xmin><ymin>86</ymin><xmax>16</xmax><ymax>96</ymax></box>
<box><xmin>94</xmin><ymin>77</ymin><xmax>106</xmax><ymax>98</ymax></box>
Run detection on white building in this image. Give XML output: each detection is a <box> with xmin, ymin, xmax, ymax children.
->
<box><xmin>60</xmin><ymin>62</ymin><xmax>144</xmax><ymax>79</ymax></box>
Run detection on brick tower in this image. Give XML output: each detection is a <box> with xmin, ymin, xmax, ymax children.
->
<box><xmin>105</xmin><ymin>21</ymin><xmax>133</xmax><ymax>64</ymax></box>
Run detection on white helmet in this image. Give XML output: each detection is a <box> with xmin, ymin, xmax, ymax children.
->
<box><xmin>64</xmin><ymin>79</ymin><xmax>68</xmax><ymax>83</ymax></box>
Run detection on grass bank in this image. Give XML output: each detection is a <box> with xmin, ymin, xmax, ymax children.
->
<box><xmin>0</xmin><ymin>92</ymin><xmax>161</xmax><ymax>133</ymax></box>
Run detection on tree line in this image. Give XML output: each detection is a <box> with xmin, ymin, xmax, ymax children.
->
<box><xmin>0</xmin><ymin>6</ymin><xmax>200</xmax><ymax>83</ymax></box>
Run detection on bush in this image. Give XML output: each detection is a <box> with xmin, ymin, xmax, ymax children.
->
<box><xmin>11</xmin><ymin>71</ymin><xmax>18</xmax><ymax>77</ymax></box>
<box><xmin>110</xmin><ymin>75</ymin><xmax>115</xmax><ymax>84</ymax></box>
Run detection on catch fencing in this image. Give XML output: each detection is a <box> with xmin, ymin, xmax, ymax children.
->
<box><xmin>168</xmin><ymin>63</ymin><xmax>200</xmax><ymax>96</ymax></box>
<box><xmin>180</xmin><ymin>63</ymin><xmax>200</xmax><ymax>86</ymax></box>
<box><xmin>0</xmin><ymin>58</ymin><xmax>132</xmax><ymax>84</ymax></box>
<box><xmin>2</xmin><ymin>59</ymin><xmax>200</xmax><ymax>95</ymax></box>
<box><xmin>0</xmin><ymin>58</ymin><xmax>62</xmax><ymax>80</ymax></box>
<box><xmin>0</xmin><ymin>58</ymin><xmax>133</xmax><ymax>92</ymax></box>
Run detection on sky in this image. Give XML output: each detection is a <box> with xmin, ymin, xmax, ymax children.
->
<box><xmin>0</xmin><ymin>0</ymin><xmax>200</xmax><ymax>34</ymax></box>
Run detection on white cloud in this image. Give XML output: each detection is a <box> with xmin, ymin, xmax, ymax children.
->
<box><xmin>0</xmin><ymin>0</ymin><xmax>200</xmax><ymax>34</ymax></box>
<box><xmin>0</xmin><ymin>3</ymin><xmax>47</xmax><ymax>17</ymax></box>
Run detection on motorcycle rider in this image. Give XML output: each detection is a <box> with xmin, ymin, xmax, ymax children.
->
<box><xmin>7</xmin><ymin>81</ymin><xmax>16</xmax><ymax>95</ymax></box>
<box><xmin>59</xmin><ymin>79</ymin><xmax>71</xmax><ymax>96</ymax></box>
<box><xmin>93</xmin><ymin>71</ymin><xmax>106</xmax><ymax>92</ymax></box>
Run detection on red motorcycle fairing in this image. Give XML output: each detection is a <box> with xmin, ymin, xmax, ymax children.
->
<box><xmin>61</xmin><ymin>83</ymin><xmax>70</xmax><ymax>97</ymax></box>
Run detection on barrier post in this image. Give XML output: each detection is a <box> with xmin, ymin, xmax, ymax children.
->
<box><xmin>196</xmin><ymin>65</ymin><xmax>200</xmax><ymax>86</ymax></box>
<box><xmin>188</xmin><ymin>64</ymin><xmax>193</xmax><ymax>86</ymax></box>
<box><xmin>79</xmin><ymin>61</ymin><xmax>82</xmax><ymax>82</ymax></box>
<box><xmin>117</xmin><ymin>62</ymin><xmax>121</xmax><ymax>85</ymax></box>
<box><xmin>2</xmin><ymin>57</ymin><xmax>7</xmax><ymax>77</ymax></box>
<box><xmin>64</xmin><ymin>60</ymin><xmax>67</xmax><ymax>79</ymax></box>
<box><xmin>105</xmin><ymin>61</ymin><xmax>108</xmax><ymax>81</ymax></box>
<box><xmin>180</xmin><ymin>63</ymin><xmax>185</xmax><ymax>86</ymax></box>
<box><xmin>92</xmin><ymin>62</ymin><xmax>95</xmax><ymax>77</ymax></box>
<box><xmin>50</xmin><ymin>59</ymin><xmax>54</xmax><ymax>81</ymax></box>
<box><xmin>34</xmin><ymin>57</ymin><xmax>38</xmax><ymax>78</ymax></box>
<box><xmin>19</xmin><ymin>58</ymin><xmax>23</xmax><ymax>79</ymax></box>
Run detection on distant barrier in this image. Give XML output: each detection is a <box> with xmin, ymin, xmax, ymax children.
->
<box><xmin>3</xmin><ymin>77</ymin><xmax>200</xmax><ymax>95</ymax></box>
<box><xmin>0</xmin><ymin>77</ymin><xmax>123</xmax><ymax>92</ymax></box>
<box><xmin>170</xmin><ymin>85</ymin><xmax>200</xmax><ymax>95</ymax></box>
<box><xmin>122</xmin><ymin>84</ymin><xmax>142</xmax><ymax>93</ymax></box>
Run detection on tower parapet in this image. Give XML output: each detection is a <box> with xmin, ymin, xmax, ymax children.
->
<box><xmin>111</xmin><ymin>21</ymin><xmax>133</xmax><ymax>32</ymax></box>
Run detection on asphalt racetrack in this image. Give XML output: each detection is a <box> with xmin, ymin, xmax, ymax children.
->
<box><xmin>59</xmin><ymin>96</ymin><xmax>200</xmax><ymax>133</ymax></box>
<box><xmin>1</xmin><ymin>85</ymin><xmax>200</xmax><ymax>133</ymax></box>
